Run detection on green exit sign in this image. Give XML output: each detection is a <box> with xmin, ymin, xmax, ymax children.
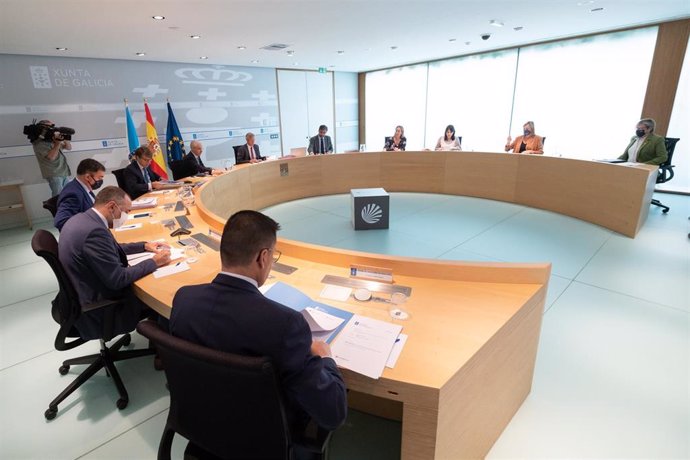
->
<box><xmin>318</xmin><ymin>67</ymin><xmax>327</xmax><ymax>74</ymax></box>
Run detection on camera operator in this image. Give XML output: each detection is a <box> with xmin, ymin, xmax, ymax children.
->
<box><xmin>31</xmin><ymin>120</ymin><xmax>72</xmax><ymax>196</ymax></box>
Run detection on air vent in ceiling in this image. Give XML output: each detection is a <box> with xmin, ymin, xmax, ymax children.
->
<box><xmin>261</xmin><ymin>43</ymin><xmax>290</xmax><ymax>51</ymax></box>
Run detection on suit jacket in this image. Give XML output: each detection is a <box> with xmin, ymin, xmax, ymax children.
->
<box><xmin>183</xmin><ymin>152</ymin><xmax>212</xmax><ymax>175</ymax></box>
<box><xmin>235</xmin><ymin>143</ymin><xmax>266</xmax><ymax>164</ymax></box>
<box><xmin>59</xmin><ymin>209</ymin><xmax>158</xmax><ymax>339</ymax></box>
<box><xmin>505</xmin><ymin>135</ymin><xmax>544</xmax><ymax>154</ymax></box>
<box><xmin>170</xmin><ymin>274</ymin><xmax>348</xmax><ymax>431</ymax></box>
<box><xmin>308</xmin><ymin>135</ymin><xmax>333</xmax><ymax>154</ymax></box>
<box><xmin>54</xmin><ymin>178</ymin><xmax>94</xmax><ymax>231</ymax></box>
<box><xmin>618</xmin><ymin>134</ymin><xmax>668</xmax><ymax>165</ymax></box>
<box><xmin>122</xmin><ymin>160</ymin><xmax>161</xmax><ymax>199</ymax></box>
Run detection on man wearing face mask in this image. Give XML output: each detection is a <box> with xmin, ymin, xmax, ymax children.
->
<box><xmin>54</xmin><ymin>158</ymin><xmax>106</xmax><ymax>231</ymax></box>
<box><xmin>59</xmin><ymin>186</ymin><xmax>171</xmax><ymax>340</ymax></box>
<box><xmin>505</xmin><ymin>121</ymin><xmax>544</xmax><ymax>154</ymax></box>
<box><xmin>618</xmin><ymin>118</ymin><xmax>668</xmax><ymax>165</ymax></box>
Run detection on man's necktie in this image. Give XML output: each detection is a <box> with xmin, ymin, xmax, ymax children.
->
<box><xmin>89</xmin><ymin>191</ymin><xmax>96</xmax><ymax>201</ymax></box>
<box><xmin>250</xmin><ymin>146</ymin><xmax>255</xmax><ymax>160</ymax></box>
<box><xmin>320</xmin><ymin>137</ymin><xmax>325</xmax><ymax>154</ymax></box>
<box><xmin>144</xmin><ymin>168</ymin><xmax>151</xmax><ymax>183</ymax></box>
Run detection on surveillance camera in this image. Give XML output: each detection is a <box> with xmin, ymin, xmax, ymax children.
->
<box><xmin>481</xmin><ymin>33</ymin><xmax>491</xmax><ymax>40</ymax></box>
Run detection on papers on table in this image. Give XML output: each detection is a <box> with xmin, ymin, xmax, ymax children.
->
<box><xmin>148</xmin><ymin>190</ymin><xmax>173</xmax><ymax>195</ymax></box>
<box><xmin>331</xmin><ymin>315</ymin><xmax>402</xmax><ymax>380</ymax></box>
<box><xmin>386</xmin><ymin>333</ymin><xmax>408</xmax><ymax>369</ymax></box>
<box><xmin>131</xmin><ymin>197</ymin><xmax>158</xmax><ymax>209</ymax></box>
<box><xmin>153</xmin><ymin>261</ymin><xmax>190</xmax><ymax>279</ymax></box>
<box><xmin>319</xmin><ymin>284</ymin><xmax>352</xmax><ymax>302</ymax></box>
<box><xmin>114</xmin><ymin>223</ymin><xmax>142</xmax><ymax>232</ymax></box>
<box><xmin>126</xmin><ymin>247</ymin><xmax>185</xmax><ymax>266</ymax></box>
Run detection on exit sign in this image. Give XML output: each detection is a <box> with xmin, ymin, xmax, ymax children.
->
<box><xmin>318</xmin><ymin>67</ymin><xmax>327</xmax><ymax>74</ymax></box>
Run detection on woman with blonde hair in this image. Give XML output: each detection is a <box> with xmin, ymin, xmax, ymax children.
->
<box><xmin>505</xmin><ymin>121</ymin><xmax>544</xmax><ymax>154</ymax></box>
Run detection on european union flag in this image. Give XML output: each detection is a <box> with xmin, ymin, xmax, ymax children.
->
<box><xmin>165</xmin><ymin>102</ymin><xmax>185</xmax><ymax>162</ymax></box>
<box><xmin>125</xmin><ymin>105</ymin><xmax>139</xmax><ymax>160</ymax></box>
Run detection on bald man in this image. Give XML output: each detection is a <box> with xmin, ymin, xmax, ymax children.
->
<box><xmin>183</xmin><ymin>140</ymin><xmax>217</xmax><ymax>175</ymax></box>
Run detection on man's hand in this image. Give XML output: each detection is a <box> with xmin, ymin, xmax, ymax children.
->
<box><xmin>151</xmin><ymin>181</ymin><xmax>164</xmax><ymax>190</ymax></box>
<box><xmin>152</xmin><ymin>250</ymin><xmax>171</xmax><ymax>267</ymax></box>
<box><xmin>311</xmin><ymin>341</ymin><xmax>332</xmax><ymax>359</ymax></box>
<box><xmin>250</xmin><ymin>159</ymin><xmax>260</xmax><ymax>164</ymax></box>
<box><xmin>144</xmin><ymin>241</ymin><xmax>171</xmax><ymax>253</ymax></box>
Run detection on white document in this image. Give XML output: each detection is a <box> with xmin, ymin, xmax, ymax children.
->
<box><xmin>302</xmin><ymin>307</ymin><xmax>345</xmax><ymax>332</ymax></box>
<box><xmin>131</xmin><ymin>197</ymin><xmax>158</xmax><ymax>209</ymax></box>
<box><xmin>114</xmin><ymin>223</ymin><xmax>142</xmax><ymax>232</ymax></box>
<box><xmin>153</xmin><ymin>261</ymin><xmax>190</xmax><ymax>279</ymax></box>
<box><xmin>129</xmin><ymin>248</ymin><xmax>186</xmax><ymax>266</ymax></box>
<box><xmin>319</xmin><ymin>284</ymin><xmax>352</xmax><ymax>302</ymax></box>
<box><xmin>386</xmin><ymin>333</ymin><xmax>408</xmax><ymax>368</ymax></box>
<box><xmin>148</xmin><ymin>190</ymin><xmax>172</xmax><ymax>195</ymax></box>
<box><xmin>331</xmin><ymin>315</ymin><xmax>403</xmax><ymax>379</ymax></box>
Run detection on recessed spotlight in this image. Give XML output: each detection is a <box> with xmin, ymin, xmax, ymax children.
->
<box><xmin>237</xmin><ymin>45</ymin><xmax>246</xmax><ymax>50</ymax></box>
<box><xmin>465</xmin><ymin>41</ymin><xmax>471</xmax><ymax>45</ymax></box>
<box><xmin>577</xmin><ymin>0</ymin><xmax>594</xmax><ymax>5</ymax></box>
<box><xmin>152</xmin><ymin>15</ymin><xmax>165</xmax><ymax>20</ymax></box>
<box><xmin>337</xmin><ymin>50</ymin><xmax>345</xmax><ymax>55</ymax></box>
<box><xmin>168</xmin><ymin>26</ymin><xmax>180</xmax><ymax>30</ymax></box>
<box><xmin>449</xmin><ymin>38</ymin><xmax>457</xmax><ymax>42</ymax></box>
<box><xmin>190</xmin><ymin>35</ymin><xmax>201</xmax><ymax>39</ymax></box>
<box><xmin>513</xmin><ymin>26</ymin><xmax>524</xmax><ymax>31</ymax></box>
<box><xmin>286</xmin><ymin>50</ymin><xmax>295</xmax><ymax>56</ymax></box>
<box><xmin>489</xmin><ymin>19</ymin><xmax>504</xmax><ymax>27</ymax></box>
<box><xmin>250</xmin><ymin>59</ymin><xmax>259</xmax><ymax>64</ymax></box>
<box><xmin>390</xmin><ymin>46</ymin><xmax>398</xmax><ymax>51</ymax></box>
<box><xmin>55</xmin><ymin>47</ymin><xmax>68</xmax><ymax>51</ymax></box>
<box><xmin>136</xmin><ymin>52</ymin><xmax>146</xmax><ymax>56</ymax></box>
<box><xmin>590</xmin><ymin>7</ymin><xmax>604</xmax><ymax>12</ymax></box>
<box><xmin>199</xmin><ymin>56</ymin><xmax>208</xmax><ymax>60</ymax></box>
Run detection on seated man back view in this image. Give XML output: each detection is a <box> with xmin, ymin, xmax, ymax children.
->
<box><xmin>59</xmin><ymin>186</ymin><xmax>170</xmax><ymax>340</ymax></box>
<box><xmin>170</xmin><ymin>210</ymin><xmax>347</xmax><ymax>432</ymax></box>
<box><xmin>54</xmin><ymin>158</ymin><xmax>105</xmax><ymax>231</ymax></box>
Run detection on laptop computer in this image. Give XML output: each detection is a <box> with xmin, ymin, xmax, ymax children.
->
<box><xmin>289</xmin><ymin>147</ymin><xmax>307</xmax><ymax>157</ymax></box>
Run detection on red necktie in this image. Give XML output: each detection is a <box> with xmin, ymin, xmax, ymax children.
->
<box><xmin>250</xmin><ymin>146</ymin><xmax>255</xmax><ymax>160</ymax></box>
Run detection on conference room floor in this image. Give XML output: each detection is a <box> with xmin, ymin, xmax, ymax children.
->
<box><xmin>0</xmin><ymin>192</ymin><xmax>687</xmax><ymax>459</ymax></box>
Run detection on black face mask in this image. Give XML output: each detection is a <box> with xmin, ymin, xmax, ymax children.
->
<box><xmin>91</xmin><ymin>178</ymin><xmax>103</xmax><ymax>190</ymax></box>
<box><xmin>635</xmin><ymin>129</ymin><xmax>646</xmax><ymax>138</ymax></box>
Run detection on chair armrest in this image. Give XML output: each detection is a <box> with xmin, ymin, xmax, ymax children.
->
<box><xmin>294</xmin><ymin>420</ymin><xmax>333</xmax><ymax>454</ymax></box>
<box><xmin>81</xmin><ymin>298</ymin><xmax>124</xmax><ymax>312</ymax></box>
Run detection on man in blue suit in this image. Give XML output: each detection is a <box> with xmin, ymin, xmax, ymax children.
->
<box><xmin>122</xmin><ymin>146</ymin><xmax>163</xmax><ymax>199</ymax></box>
<box><xmin>59</xmin><ymin>186</ymin><xmax>171</xmax><ymax>340</ymax></box>
<box><xmin>170</xmin><ymin>210</ymin><xmax>347</xmax><ymax>432</ymax></box>
<box><xmin>54</xmin><ymin>158</ymin><xmax>105</xmax><ymax>231</ymax></box>
<box><xmin>235</xmin><ymin>132</ymin><xmax>266</xmax><ymax>164</ymax></box>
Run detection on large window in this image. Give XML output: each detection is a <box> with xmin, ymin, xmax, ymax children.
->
<box><xmin>426</xmin><ymin>50</ymin><xmax>518</xmax><ymax>152</ymax></box>
<box><xmin>667</xmin><ymin>36</ymin><xmax>690</xmax><ymax>191</ymax></box>
<box><xmin>365</xmin><ymin>64</ymin><xmax>427</xmax><ymax>151</ymax></box>
<box><xmin>511</xmin><ymin>27</ymin><xmax>658</xmax><ymax>159</ymax></box>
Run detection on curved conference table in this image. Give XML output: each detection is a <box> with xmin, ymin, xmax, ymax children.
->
<box><xmin>116</xmin><ymin>151</ymin><xmax>655</xmax><ymax>459</ymax></box>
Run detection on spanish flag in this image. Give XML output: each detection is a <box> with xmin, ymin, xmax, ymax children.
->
<box><xmin>143</xmin><ymin>101</ymin><xmax>169</xmax><ymax>180</ymax></box>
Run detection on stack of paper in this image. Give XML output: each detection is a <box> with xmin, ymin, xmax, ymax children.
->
<box><xmin>153</xmin><ymin>261</ymin><xmax>190</xmax><ymax>279</ymax></box>
<box><xmin>126</xmin><ymin>247</ymin><xmax>186</xmax><ymax>266</ymax></box>
<box><xmin>302</xmin><ymin>307</ymin><xmax>346</xmax><ymax>341</ymax></box>
<box><xmin>131</xmin><ymin>197</ymin><xmax>158</xmax><ymax>209</ymax></box>
<box><xmin>330</xmin><ymin>315</ymin><xmax>402</xmax><ymax>379</ymax></box>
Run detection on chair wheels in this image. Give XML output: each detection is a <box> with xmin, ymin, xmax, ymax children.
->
<box><xmin>58</xmin><ymin>365</ymin><xmax>70</xmax><ymax>375</ymax></box>
<box><xmin>117</xmin><ymin>398</ymin><xmax>128</xmax><ymax>410</ymax></box>
<box><xmin>45</xmin><ymin>407</ymin><xmax>58</xmax><ymax>420</ymax></box>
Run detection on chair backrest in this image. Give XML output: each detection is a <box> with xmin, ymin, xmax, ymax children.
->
<box><xmin>136</xmin><ymin>321</ymin><xmax>292</xmax><ymax>459</ymax></box>
<box><xmin>43</xmin><ymin>195</ymin><xmax>59</xmax><ymax>217</ymax></box>
<box><xmin>232</xmin><ymin>145</ymin><xmax>241</xmax><ymax>163</ymax></box>
<box><xmin>384</xmin><ymin>136</ymin><xmax>392</xmax><ymax>146</ymax></box>
<box><xmin>542</xmin><ymin>136</ymin><xmax>546</xmax><ymax>146</ymax></box>
<box><xmin>31</xmin><ymin>230</ymin><xmax>85</xmax><ymax>351</ymax></box>
<box><xmin>657</xmin><ymin>137</ymin><xmax>680</xmax><ymax>184</ymax></box>
<box><xmin>112</xmin><ymin>168</ymin><xmax>126</xmax><ymax>189</ymax></box>
<box><xmin>169</xmin><ymin>160</ymin><xmax>196</xmax><ymax>181</ymax></box>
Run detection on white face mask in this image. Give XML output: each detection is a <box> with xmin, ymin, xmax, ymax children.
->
<box><xmin>110</xmin><ymin>203</ymin><xmax>128</xmax><ymax>229</ymax></box>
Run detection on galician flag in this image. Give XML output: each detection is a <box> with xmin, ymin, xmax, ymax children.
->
<box><xmin>165</xmin><ymin>102</ymin><xmax>185</xmax><ymax>162</ymax></box>
<box><xmin>143</xmin><ymin>101</ymin><xmax>169</xmax><ymax>180</ymax></box>
<box><xmin>124</xmin><ymin>103</ymin><xmax>139</xmax><ymax>160</ymax></box>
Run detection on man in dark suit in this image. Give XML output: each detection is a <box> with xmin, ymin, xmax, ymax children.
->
<box><xmin>59</xmin><ymin>186</ymin><xmax>171</xmax><ymax>340</ymax></box>
<box><xmin>54</xmin><ymin>158</ymin><xmax>106</xmax><ymax>231</ymax></box>
<box><xmin>170</xmin><ymin>210</ymin><xmax>347</xmax><ymax>432</ymax></box>
<box><xmin>235</xmin><ymin>132</ymin><xmax>266</xmax><ymax>164</ymax></box>
<box><xmin>308</xmin><ymin>125</ymin><xmax>334</xmax><ymax>155</ymax></box>
<box><xmin>183</xmin><ymin>140</ymin><xmax>214</xmax><ymax>175</ymax></box>
<box><xmin>122</xmin><ymin>146</ymin><xmax>164</xmax><ymax>199</ymax></box>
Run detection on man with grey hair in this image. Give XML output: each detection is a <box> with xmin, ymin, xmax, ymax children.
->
<box><xmin>183</xmin><ymin>140</ymin><xmax>215</xmax><ymax>175</ymax></box>
<box><xmin>235</xmin><ymin>132</ymin><xmax>266</xmax><ymax>164</ymax></box>
<box><xmin>618</xmin><ymin>118</ymin><xmax>668</xmax><ymax>165</ymax></box>
<box><xmin>31</xmin><ymin>119</ymin><xmax>72</xmax><ymax>196</ymax></box>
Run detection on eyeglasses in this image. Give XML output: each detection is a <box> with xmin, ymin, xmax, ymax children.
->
<box><xmin>260</xmin><ymin>248</ymin><xmax>281</xmax><ymax>264</ymax></box>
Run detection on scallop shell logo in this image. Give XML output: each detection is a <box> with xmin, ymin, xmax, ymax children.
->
<box><xmin>361</xmin><ymin>203</ymin><xmax>383</xmax><ymax>224</ymax></box>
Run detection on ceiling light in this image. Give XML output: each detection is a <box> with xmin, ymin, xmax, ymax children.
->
<box><xmin>513</xmin><ymin>26</ymin><xmax>524</xmax><ymax>31</ymax></box>
<box><xmin>286</xmin><ymin>50</ymin><xmax>295</xmax><ymax>56</ymax></box>
<box><xmin>55</xmin><ymin>47</ymin><xmax>68</xmax><ymax>51</ymax></box>
<box><xmin>577</xmin><ymin>1</ymin><xmax>594</xmax><ymax>5</ymax></box>
<box><xmin>136</xmin><ymin>52</ymin><xmax>146</xmax><ymax>56</ymax></box>
<box><xmin>237</xmin><ymin>45</ymin><xmax>246</xmax><ymax>50</ymax></box>
<box><xmin>465</xmin><ymin>41</ymin><xmax>471</xmax><ymax>45</ymax></box>
<box><xmin>152</xmin><ymin>15</ymin><xmax>165</xmax><ymax>20</ymax></box>
<box><xmin>390</xmin><ymin>46</ymin><xmax>398</xmax><ymax>51</ymax></box>
<box><xmin>250</xmin><ymin>59</ymin><xmax>259</xmax><ymax>64</ymax></box>
<box><xmin>489</xmin><ymin>20</ymin><xmax>504</xmax><ymax>27</ymax></box>
<box><xmin>449</xmin><ymin>38</ymin><xmax>457</xmax><ymax>42</ymax></box>
<box><xmin>190</xmin><ymin>35</ymin><xmax>201</xmax><ymax>39</ymax></box>
<box><xmin>199</xmin><ymin>56</ymin><xmax>208</xmax><ymax>60</ymax></box>
<box><xmin>337</xmin><ymin>50</ymin><xmax>345</xmax><ymax>55</ymax></box>
<box><xmin>590</xmin><ymin>7</ymin><xmax>604</xmax><ymax>12</ymax></box>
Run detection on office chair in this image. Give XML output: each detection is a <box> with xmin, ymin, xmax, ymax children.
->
<box><xmin>232</xmin><ymin>145</ymin><xmax>241</xmax><ymax>164</ymax></box>
<box><xmin>31</xmin><ymin>229</ymin><xmax>155</xmax><ymax>420</ymax></box>
<box><xmin>136</xmin><ymin>320</ymin><xmax>332</xmax><ymax>460</ymax></box>
<box><xmin>542</xmin><ymin>136</ymin><xmax>546</xmax><ymax>146</ymax></box>
<box><xmin>42</xmin><ymin>195</ymin><xmax>59</xmax><ymax>217</ymax></box>
<box><xmin>384</xmin><ymin>136</ymin><xmax>391</xmax><ymax>149</ymax></box>
<box><xmin>650</xmin><ymin>137</ymin><xmax>680</xmax><ymax>214</ymax></box>
<box><xmin>112</xmin><ymin>168</ymin><xmax>126</xmax><ymax>189</ymax></box>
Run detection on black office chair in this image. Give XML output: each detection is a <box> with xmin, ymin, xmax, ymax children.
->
<box><xmin>651</xmin><ymin>137</ymin><xmax>680</xmax><ymax>213</ymax></box>
<box><xmin>542</xmin><ymin>136</ymin><xmax>546</xmax><ymax>146</ymax></box>
<box><xmin>31</xmin><ymin>229</ymin><xmax>155</xmax><ymax>420</ymax></box>
<box><xmin>113</xmin><ymin>168</ymin><xmax>127</xmax><ymax>189</ymax></box>
<box><xmin>136</xmin><ymin>320</ymin><xmax>332</xmax><ymax>460</ymax></box>
<box><xmin>43</xmin><ymin>195</ymin><xmax>59</xmax><ymax>217</ymax></box>
<box><xmin>232</xmin><ymin>145</ymin><xmax>242</xmax><ymax>164</ymax></box>
<box><xmin>384</xmin><ymin>136</ymin><xmax>391</xmax><ymax>149</ymax></box>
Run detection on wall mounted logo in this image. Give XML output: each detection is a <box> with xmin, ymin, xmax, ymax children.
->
<box><xmin>174</xmin><ymin>67</ymin><xmax>253</xmax><ymax>86</ymax></box>
<box><xmin>30</xmin><ymin>66</ymin><xmax>52</xmax><ymax>89</ymax></box>
<box><xmin>361</xmin><ymin>203</ymin><xmax>383</xmax><ymax>224</ymax></box>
